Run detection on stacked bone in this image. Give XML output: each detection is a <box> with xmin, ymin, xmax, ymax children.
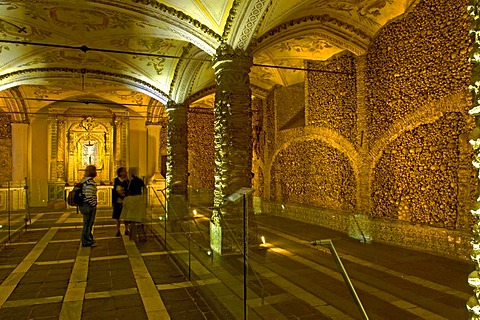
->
<box><xmin>372</xmin><ymin>113</ymin><xmax>467</xmax><ymax>228</ymax></box>
<box><xmin>365</xmin><ymin>0</ymin><xmax>471</xmax><ymax>148</ymax></box>
<box><xmin>272</xmin><ymin>139</ymin><xmax>356</xmax><ymax>211</ymax></box>
<box><xmin>0</xmin><ymin>114</ymin><xmax>12</xmax><ymax>183</ymax></box>
<box><xmin>307</xmin><ymin>55</ymin><xmax>357</xmax><ymax>147</ymax></box>
<box><xmin>188</xmin><ymin>108</ymin><xmax>215</xmax><ymax>190</ymax></box>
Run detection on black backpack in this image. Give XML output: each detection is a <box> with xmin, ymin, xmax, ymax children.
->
<box><xmin>67</xmin><ymin>181</ymin><xmax>85</xmax><ymax>207</ymax></box>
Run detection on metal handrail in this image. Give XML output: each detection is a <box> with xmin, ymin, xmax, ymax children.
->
<box><xmin>311</xmin><ymin>239</ymin><xmax>369</xmax><ymax>320</ymax></box>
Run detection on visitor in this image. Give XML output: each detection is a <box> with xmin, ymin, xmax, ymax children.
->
<box><xmin>122</xmin><ymin>167</ymin><xmax>147</xmax><ymax>240</ymax></box>
<box><xmin>80</xmin><ymin>165</ymin><xmax>98</xmax><ymax>247</ymax></box>
<box><xmin>113</xmin><ymin>167</ymin><xmax>129</xmax><ymax>237</ymax></box>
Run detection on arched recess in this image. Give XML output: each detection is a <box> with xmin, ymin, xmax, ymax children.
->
<box><xmin>251</xmin><ymin>16</ymin><xmax>370</xmax><ymax>56</ymax></box>
<box><xmin>266</xmin><ymin>130</ymin><xmax>359</xmax><ymax>211</ymax></box>
<box><xmin>367</xmin><ymin>93</ymin><xmax>475</xmax><ymax>229</ymax></box>
<box><xmin>0</xmin><ymin>68</ymin><xmax>171</xmax><ymax>104</ymax></box>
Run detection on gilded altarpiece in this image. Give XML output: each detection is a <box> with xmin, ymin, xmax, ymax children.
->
<box><xmin>48</xmin><ymin>113</ymin><xmax>128</xmax><ymax>207</ymax></box>
<box><xmin>66</xmin><ymin>117</ymin><xmax>112</xmax><ymax>183</ymax></box>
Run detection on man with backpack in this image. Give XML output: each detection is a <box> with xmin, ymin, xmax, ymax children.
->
<box><xmin>79</xmin><ymin>165</ymin><xmax>98</xmax><ymax>247</ymax></box>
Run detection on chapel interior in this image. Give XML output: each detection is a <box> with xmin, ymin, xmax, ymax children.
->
<box><xmin>0</xmin><ymin>0</ymin><xmax>479</xmax><ymax>319</ymax></box>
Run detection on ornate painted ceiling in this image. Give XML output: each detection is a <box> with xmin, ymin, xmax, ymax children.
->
<box><xmin>0</xmin><ymin>0</ymin><xmax>416</xmax><ymax>122</ymax></box>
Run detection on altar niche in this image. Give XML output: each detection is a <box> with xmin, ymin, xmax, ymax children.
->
<box><xmin>67</xmin><ymin>117</ymin><xmax>113</xmax><ymax>184</ymax></box>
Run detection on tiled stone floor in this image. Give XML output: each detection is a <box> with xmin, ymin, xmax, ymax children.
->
<box><xmin>155</xmin><ymin>211</ymin><xmax>473</xmax><ymax>319</ymax></box>
<box><xmin>0</xmin><ymin>210</ymin><xmax>216</xmax><ymax>320</ymax></box>
<box><xmin>0</xmin><ymin>208</ymin><xmax>474</xmax><ymax>319</ymax></box>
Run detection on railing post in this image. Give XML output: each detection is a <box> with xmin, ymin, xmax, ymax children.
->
<box><xmin>311</xmin><ymin>239</ymin><xmax>369</xmax><ymax>320</ymax></box>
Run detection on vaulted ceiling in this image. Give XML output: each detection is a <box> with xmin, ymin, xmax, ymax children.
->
<box><xmin>0</xmin><ymin>0</ymin><xmax>416</xmax><ymax>122</ymax></box>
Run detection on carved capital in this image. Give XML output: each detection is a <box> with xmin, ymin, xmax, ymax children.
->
<box><xmin>212</xmin><ymin>44</ymin><xmax>253</xmax><ymax>83</ymax></box>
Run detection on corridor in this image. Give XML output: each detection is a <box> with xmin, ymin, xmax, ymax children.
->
<box><xmin>0</xmin><ymin>209</ymin><xmax>472</xmax><ymax>319</ymax></box>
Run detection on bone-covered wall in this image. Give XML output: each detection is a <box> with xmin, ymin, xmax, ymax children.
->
<box><xmin>263</xmin><ymin>0</ymin><xmax>477</xmax><ymax>230</ymax></box>
<box><xmin>365</xmin><ymin>0</ymin><xmax>471</xmax><ymax>144</ymax></box>
<box><xmin>306</xmin><ymin>54</ymin><xmax>357</xmax><ymax>146</ymax></box>
<box><xmin>366</xmin><ymin>0</ymin><xmax>476</xmax><ymax>229</ymax></box>
<box><xmin>271</xmin><ymin>139</ymin><xmax>356</xmax><ymax>211</ymax></box>
<box><xmin>188</xmin><ymin>107</ymin><xmax>214</xmax><ymax>190</ymax></box>
<box><xmin>0</xmin><ymin>114</ymin><xmax>12</xmax><ymax>183</ymax></box>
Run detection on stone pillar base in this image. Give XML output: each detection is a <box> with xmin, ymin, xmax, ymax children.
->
<box><xmin>210</xmin><ymin>220</ymin><xmax>243</xmax><ymax>256</ymax></box>
<box><xmin>210</xmin><ymin>194</ymin><xmax>259</xmax><ymax>256</ymax></box>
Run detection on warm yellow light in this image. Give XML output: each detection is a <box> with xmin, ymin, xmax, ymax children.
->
<box><xmin>261</xmin><ymin>236</ymin><xmax>266</xmax><ymax>244</ymax></box>
<box><xmin>193</xmin><ymin>209</ymin><xmax>197</xmax><ymax>216</ymax></box>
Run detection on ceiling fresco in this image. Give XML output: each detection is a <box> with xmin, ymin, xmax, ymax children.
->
<box><xmin>0</xmin><ymin>0</ymin><xmax>415</xmax><ymax>120</ymax></box>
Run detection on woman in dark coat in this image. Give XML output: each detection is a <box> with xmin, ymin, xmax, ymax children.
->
<box><xmin>113</xmin><ymin>167</ymin><xmax>129</xmax><ymax>237</ymax></box>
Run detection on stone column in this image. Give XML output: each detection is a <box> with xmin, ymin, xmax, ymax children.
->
<box><xmin>11</xmin><ymin>123</ymin><xmax>28</xmax><ymax>184</ymax></box>
<box><xmin>56</xmin><ymin>119</ymin><xmax>65</xmax><ymax>181</ymax></box>
<box><xmin>355</xmin><ymin>55</ymin><xmax>370</xmax><ymax>214</ymax></box>
<box><xmin>48</xmin><ymin>119</ymin><xmax>57</xmax><ymax>181</ymax></box>
<box><xmin>166</xmin><ymin>101</ymin><xmax>188</xmax><ymax>220</ymax></box>
<box><xmin>147</xmin><ymin>124</ymin><xmax>161</xmax><ymax>177</ymax></box>
<box><xmin>467</xmin><ymin>2</ymin><xmax>480</xmax><ymax>317</ymax></box>
<box><xmin>210</xmin><ymin>45</ymin><xmax>253</xmax><ymax>254</ymax></box>
<box><xmin>11</xmin><ymin>123</ymin><xmax>28</xmax><ymax>211</ymax></box>
<box><xmin>114</xmin><ymin>117</ymin><xmax>124</xmax><ymax>169</ymax></box>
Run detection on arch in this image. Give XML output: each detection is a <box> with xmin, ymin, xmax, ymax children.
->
<box><xmin>227</xmin><ymin>0</ymin><xmax>272</xmax><ymax>50</ymax></box>
<box><xmin>170</xmin><ymin>47</ymin><xmax>210</xmax><ymax>103</ymax></box>
<box><xmin>0</xmin><ymin>68</ymin><xmax>171</xmax><ymax>104</ymax></box>
<box><xmin>268</xmin><ymin>128</ymin><xmax>359</xmax><ymax>177</ymax></box>
<box><xmin>185</xmin><ymin>85</ymin><xmax>217</xmax><ymax>106</ymax></box>
<box><xmin>124</xmin><ymin>0</ymin><xmax>222</xmax><ymax>55</ymax></box>
<box><xmin>147</xmin><ymin>98</ymin><xmax>166</xmax><ymax>125</ymax></box>
<box><xmin>251</xmin><ymin>16</ymin><xmax>370</xmax><ymax>56</ymax></box>
<box><xmin>266</xmin><ymin>128</ymin><xmax>360</xmax><ymax>202</ymax></box>
<box><xmin>184</xmin><ymin>84</ymin><xmax>269</xmax><ymax>106</ymax></box>
<box><xmin>365</xmin><ymin>93</ymin><xmax>471</xmax><ymax>218</ymax></box>
<box><xmin>367</xmin><ymin>93</ymin><xmax>468</xmax><ymax>178</ymax></box>
<box><xmin>1</xmin><ymin>87</ymin><xmax>28</xmax><ymax>123</ymax></box>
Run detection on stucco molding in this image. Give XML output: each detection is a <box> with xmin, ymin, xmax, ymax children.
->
<box><xmin>227</xmin><ymin>0</ymin><xmax>272</xmax><ymax>50</ymax></box>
